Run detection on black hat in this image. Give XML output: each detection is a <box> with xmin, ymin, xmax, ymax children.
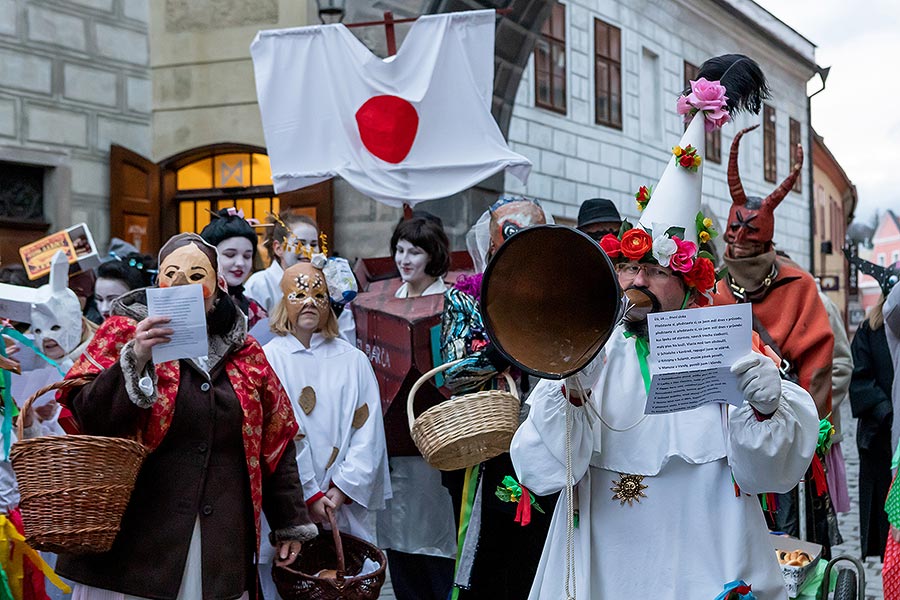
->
<box><xmin>577</xmin><ymin>198</ymin><xmax>622</xmax><ymax>229</ymax></box>
<box><xmin>200</xmin><ymin>209</ymin><xmax>258</xmax><ymax>255</ymax></box>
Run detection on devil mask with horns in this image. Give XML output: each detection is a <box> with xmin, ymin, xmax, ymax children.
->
<box><xmin>725</xmin><ymin>124</ymin><xmax>803</xmax><ymax>257</ymax></box>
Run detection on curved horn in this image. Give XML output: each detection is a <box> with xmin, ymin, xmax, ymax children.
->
<box><xmin>764</xmin><ymin>143</ymin><xmax>804</xmax><ymax>211</ymax></box>
<box><xmin>728</xmin><ymin>125</ymin><xmax>759</xmax><ymax>206</ymax></box>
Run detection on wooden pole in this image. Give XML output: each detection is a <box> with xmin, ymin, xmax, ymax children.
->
<box><xmin>384</xmin><ymin>11</ymin><xmax>397</xmax><ymax>56</ymax></box>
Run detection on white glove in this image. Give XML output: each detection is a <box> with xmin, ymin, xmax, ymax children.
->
<box><xmin>565</xmin><ymin>349</ymin><xmax>605</xmax><ymax>396</ymax></box>
<box><xmin>730</xmin><ymin>352</ymin><xmax>782</xmax><ymax>415</ymax></box>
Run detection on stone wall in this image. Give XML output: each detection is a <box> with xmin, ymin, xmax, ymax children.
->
<box><xmin>149</xmin><ymin>0</ymin><xmax>309</xmax><ymax>160</ymax></box>
<box><xmin>0</xmin><ymin>0</ymin><xmax>152</xmax><ymax>252</ymax></box>
<box><xmin>504</xmin><ymin>0</ymin><xmax>817</xmax><ymax>268</ymax></box>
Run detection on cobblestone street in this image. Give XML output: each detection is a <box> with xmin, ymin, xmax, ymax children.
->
<box><xmin>832</xmin><ymin>399</ymin><xmax>885</xmax><ymax>600</ymax></box>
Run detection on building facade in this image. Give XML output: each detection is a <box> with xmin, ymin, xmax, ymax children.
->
<box><xmin>2</xmin><ymin>0</ymin><xmax>823</xmax><ymax>273</ymax></box>
<box><xmin>503</xmin><ymin>0</ymin><xmax>818</xmax><ymax>268</ymax></box>
<box><xmin>859</xmin><ymin>210</ymin><xmax>900</xmax><ymax>316</ymax></box>
<box><xmin>0</xmin><ymin>0</ymin><xmax>150</xmax><ymax>262</ymax></box>
<box><xmin>811</xmin><ymin>130</ymin><xmax>857</xmax><ymax>326</ymax></box>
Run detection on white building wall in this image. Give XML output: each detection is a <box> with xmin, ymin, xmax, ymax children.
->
<box><xmin>0</xmin><ymin>0</ymin><xmax>151</xmax><ymax>252</ymax></box>
<box><xmin>504</xmin><ymin>0</ymin><xmax>816</xmax><ymax>268</ymax></box>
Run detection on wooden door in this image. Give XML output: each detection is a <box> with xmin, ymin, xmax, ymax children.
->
<box><xmin>109</xmin><ymin>145</ymin><xmax>161</xmax><ymax>254</ymax></box>
<box><xmin>279</xmin><ymin>179</ymin><xmax>335</xmax><ymax>251</ymax></box>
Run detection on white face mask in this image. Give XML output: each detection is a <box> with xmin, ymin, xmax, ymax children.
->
<box><xmin>30</xmin><ymin>253</ymin><xmax>83</xmax><ymax>356</ymax></box>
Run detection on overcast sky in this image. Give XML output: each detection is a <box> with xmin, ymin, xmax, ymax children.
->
<box><xmin>753</xmin><ymin>0</ymin><xmax>900</xmax><ymax>225</ymax></box>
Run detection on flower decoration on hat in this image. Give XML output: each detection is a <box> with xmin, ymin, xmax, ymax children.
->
<box><xmin>672</xmin><ymin>144</ymin><xmax>701</xmax><ymax>172</ymax></box>
<box><xmin>696</xmin><ymin>213</ymin><xmax>718</xmax><ymax>245</ymax></box>
<box><xmin>635</xmin><ymin>185</ymin><xmax>652</xmax><ymax>212</ymax></box>
<box><xmin>598</xmin><ymin>54</ymin><xmax>769</xmax><ymax>303</ymax></box>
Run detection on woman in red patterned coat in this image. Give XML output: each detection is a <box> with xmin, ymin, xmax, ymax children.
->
<box><xmin>54</xmin><ymin>233</ymin><xmax>317</xmax><ymax>600</ymax></box>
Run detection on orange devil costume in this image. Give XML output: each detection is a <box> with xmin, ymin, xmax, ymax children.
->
<box><xmin>713</xmin><ymin>125</ymin><xmax>833</xmax><ymax>420</ymax></box>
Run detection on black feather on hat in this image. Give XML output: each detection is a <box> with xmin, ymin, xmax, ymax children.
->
<box><xmin>685</xmin><ymin>54</ymin><xmax>770</xmax><ymax>116</ymax></box>
<box><xmin>200</xmin><ymin>209</ymin><xmax>258</xmax><ymax>256</ymax></box>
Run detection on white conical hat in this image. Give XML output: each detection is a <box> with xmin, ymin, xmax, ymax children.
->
<box><xmin>638</xmin><ymin>112</ymin><xmax>706</xmax><ymax>247</ymax></box>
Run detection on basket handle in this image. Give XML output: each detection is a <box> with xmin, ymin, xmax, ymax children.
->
<box><xmin>17</xmin><ymin>375</ymin><xmax>96</xmax><ymax>440</ymax></box>
<box><xmin>406</xmin><ymin>359</ymin><xmax>518</xmax><ymax>433</ymax></box>
<box><xmin>325</xmin><ymin>506</ymin><xmax>345</xmax><ymax>581</ymax></box>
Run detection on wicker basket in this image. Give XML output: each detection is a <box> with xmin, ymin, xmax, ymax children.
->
<box><xmin>9</xmin><ymin>377</ymin><xmax>150</xmax><ymax>554</ymax></box>
<box><xmin>272</xmin><ymin>507</ymin><xmax>386</xmax><ymax>600</ymax></box>
<box><xmin>407</xmin><ymin>359</ymin><xmax>520</xmax><ymax>471</ymax></box>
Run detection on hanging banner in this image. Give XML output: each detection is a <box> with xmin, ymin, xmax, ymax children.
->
<box><xmin>251</xmin><ymin>9</ymin><xmax>531</xmax><ymax>207</ymax></box>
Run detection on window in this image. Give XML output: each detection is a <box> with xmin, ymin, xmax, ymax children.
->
<box><xmin>594</xmin><ymin>18</ymin><xmax>622</xmax><ymax>129</ymax></box>
<box><xmin>535</xmin><ymin>2</ymin><xmax>566</xmax><ymax>114</ymax></box>
<box><xmin>830</xmin><ymin>198</ymin><xmax>841</xmax><ymax>247</ymax></box>
<box><xmin>893</xmin><ymin>250</ymin><xmax>900</xmax><ymax>264</ymax></box>
<box><xmin>640</xmin><ymin>48</ymin><xmax>660</xmax><ymax>140</ymax></box>
<box><xmin>0</xmin><ymin>163</ymin><xmax>43</xmax><ymax>222</ymax></box>
<box><xmin>763</xmin><ymin>104</ymin><xmax>777</xmax><ymax>183</ymax></box>
<box><xmin>817</xmin><ymin>201</ymin><xmax>825</xmax><ymax>237</ymax></box>
<box><xmin>789</xmin><ymin>118</ymin><xmax>802</xmax><ymax>192</ymax></box>
<box><xmin>878</xmin><ymin>253</ymin><xmax>886</xmax><ymax>266</ymax></box>
<box><xmin>174</xmin><ymin>151</ymin><xmax>280</xmax><ymax>235</ymax></box>
<box><xmin>683</xmin><ymin>61</ymin><xmax>721</xmax><ymax>163</ymax></box>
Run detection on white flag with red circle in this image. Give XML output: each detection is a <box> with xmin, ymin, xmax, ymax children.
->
<box><xmin>250</xmin><ymin>9</ymin><xmax>531</xmax><ymax>207</ymax></box>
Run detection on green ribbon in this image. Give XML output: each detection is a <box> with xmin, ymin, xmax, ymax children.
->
<box><xmin>623</xmin><ymin>331</ymin><xmax>651</xmax><ymax>395</ymax></box>
<box><xmin>450</xmin><ymin>464</ymin><xmax>481</xmax><ymax>600</ymax></box>
<box><xmin>892</xmin><ymin>442</ymin><xmax>900</xmax><ymax>472</ymax></box>
<box><xmin>495</xmin><ymin>475</ymin><xmax>545</xmax><ymax>513</ymax></box>
<box><xmin>0</xmin><ymin>342</ymin><xmax>16</xmax><ymax>460</ymax></box>
<box><xmin>0</xmin><ymin>563</ymin><xmax>11</xmax><ymax>600</ymax></box>
<box><xmin>816</xmin><ymin>416</ymin><xmax>834</xmax><ymax>455</ymax></box>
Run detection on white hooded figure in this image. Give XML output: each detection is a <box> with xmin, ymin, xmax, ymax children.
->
<box><xmin>29</xmin><ymin>252</ymin><xmax>92</xmax><ymax>372</ymax></box>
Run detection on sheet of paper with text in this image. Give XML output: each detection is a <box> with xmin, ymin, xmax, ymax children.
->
<box><xmin>146</xmin><ymin>284</ymin><xmax>209</xmax><ymax>364</ymax></box>
<box><xmin>645</xmin><ymin>303</ymin><xmax>752</xmax><ymax>414</ymax></box>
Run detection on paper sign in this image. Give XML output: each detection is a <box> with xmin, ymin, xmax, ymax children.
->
<box><xmin>645</xmin><ymin>303</ymin><xmax>752</xmax><ymax>414</ymax></box>
<box><xmin>19</xmin><ymin>231</ymin><xmax>77</xmax><ymax>280</ymax></box>
<box><xmin>19</xmin><ymin>223</ymin><xmax>101</xmax><ymax>280</ymax></box>
<box><xmin>0</xmin><ymin>285</ymin><xmax>36</xmax><ymax>323</ymax></box>
<box><xmin>248</xmin><ymin>317</ymin><xmax>274</xmax><ymax>347</ymax></box>
<box><xmin>10</xmin><ymin>366</ymin><xmax>63</xmax><ymax>408</ymax></box>
<box><xmin>146</xmin><ymin>285</ymin><xmax>209</xmax><ymax>364</ymax></box>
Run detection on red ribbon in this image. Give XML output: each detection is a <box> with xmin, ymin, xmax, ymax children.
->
<box><xmin>514</xmin><ymin>484</ymin><xmax>532</xmax><ymax>527</ymax></box>
<box><xmin>810</xmin><ymin>455</ymin><xmax>828</xmax><ymax>497</ymax></box>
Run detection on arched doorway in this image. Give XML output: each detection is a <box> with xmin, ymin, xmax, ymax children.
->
<box><xmin>109</xmin><ymin>143</ymin><xmax>333</xmax><ymax>256</ymax></box>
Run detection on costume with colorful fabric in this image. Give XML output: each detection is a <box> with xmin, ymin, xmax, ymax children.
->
<box><xmin>57</xmin><ymin>314</ymin><xmax>299</xmax><ymax>550</ymax></box>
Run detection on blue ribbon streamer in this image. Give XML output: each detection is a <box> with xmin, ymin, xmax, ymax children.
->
<box><xmin>0</xmin><ymin>326</ymin><xmax>64</xmax><ymax>377</ymax></box>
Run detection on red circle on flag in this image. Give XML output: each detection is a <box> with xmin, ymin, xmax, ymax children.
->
<box><xmin>355</xmin><ymin>95</ymin><xmax>419</xmax><ymax>164</ymax></box>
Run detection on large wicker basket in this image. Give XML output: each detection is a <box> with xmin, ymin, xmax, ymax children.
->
<box><xmin>272</xmin><ymin>507</ymin><xmax>386</xmax><ymax>600</ymax></box>
<box><xmin>9</xmin><ymin>377</ymin><xmax>149</xmax><ymax>554</ymax></box>
<box><xmin>407</xmin><ymin>359</ymin><xmax>520</xmax><ymax>471</ymax></box>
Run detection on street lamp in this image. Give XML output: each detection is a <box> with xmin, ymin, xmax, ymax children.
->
<box><xmin>316</xmin><ymin>0</ymin><xmax>345</xmax><ymax>24</ymax></box>
<box><xmin>806</xmin><ymin>63</ymin><xmax>830</xmax><ymax>277</ymax></box>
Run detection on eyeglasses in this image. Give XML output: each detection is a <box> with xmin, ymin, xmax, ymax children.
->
<box><xmin>615</xmin><ymin>262</ymin><xmax>672</xmax><ymax>281</ymax></box>
<box><xmin>584</xmin><ymin>229</ymin><xmax>619</xmax><ymax>242</ymax></box>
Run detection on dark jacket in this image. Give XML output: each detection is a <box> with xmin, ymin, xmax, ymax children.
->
<box><xmin>850</xmin><ymin>320</ymin><xmax>894</xmax><ymax>451</ymax></box>
<box><xmin>56</xmin><ymin>289</ymin><xmax>315</xmax><ymax>599</ymax></box>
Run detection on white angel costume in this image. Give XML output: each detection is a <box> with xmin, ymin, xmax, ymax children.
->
<box><xmin>246</xmin><ymin>260</ymin><xmax>357</xmax><ymax>345</ymax></box>
<box><xmin>263</xmin><ymin>333</ymin><xmax>391</xmax><ymax>542</ymax></box>
<box><xmin>511</xmin><ymin>327</ymin><xmax>819</xmax><ymax>599</ymax></box>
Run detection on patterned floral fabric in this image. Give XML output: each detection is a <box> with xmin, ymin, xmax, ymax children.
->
<box><xmin>439</xmin><ymin>287</ymin><xmax>497</xmax><ymax>394</ymax></box>
<box><xmin>885</xmin><ymin>528</ymin><xmax>900</xmax><ymax>600</ymax></box>
<box><xmin>57</xmin><ymin>315</ymin><xmax>298</xmax><ymax>549</ymax></box>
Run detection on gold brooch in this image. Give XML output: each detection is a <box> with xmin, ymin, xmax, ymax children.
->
<box><xmin>611</xmin><ymin>473</ymin><xmax>648</xmax><ymax>506</ymax></box>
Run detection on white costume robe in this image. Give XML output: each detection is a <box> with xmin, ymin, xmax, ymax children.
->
<box><xmin>246</xmin><ymin>262</ymin><xmax>356</xmax><ymax>345</ymax></box>
<box><xmin>263</xmin><ymin>333</ymin><xmax>391</xmax><ymax>542</ymax></box>
<box><xmin>375</xmin><ymin>279</ymin><xmax>457</xmax><ymax>558</ymax></box>
<box><xmin>511</xmin><ymin>327</ymin><xmax>819</xmax><ymax>600</ymax></box>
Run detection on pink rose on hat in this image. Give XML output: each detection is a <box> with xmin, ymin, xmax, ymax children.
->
<box><xmin>669</xmin><ymin>236</ymin><xmax>697</xmax><ymax>273</ymax></box>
